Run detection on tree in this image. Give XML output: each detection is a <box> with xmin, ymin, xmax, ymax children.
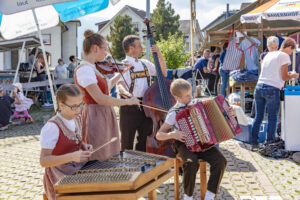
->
<box><xmin>156</xmin><ymin>33</ymin><xmax>190</xmax><ymax>69</ymax></box>
<box><xmin>107</xmin><ymin>15</ymin><xmax>136</xmax><ymax>60</ymax></box>
<box><xmin>150</xmin><ymin>0</ymin><xmax>181</xmax><ymax>41</ymax></box>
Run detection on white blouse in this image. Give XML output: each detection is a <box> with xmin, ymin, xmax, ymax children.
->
<box><xmin>76</xmin><ymin>60</ymin><xmax>112</xmax><ymax>90</ymax></box>
<box><xmin>40</xmin><ymin>114</ymin><xmax>76</xmax><ymax>149</ymax></box>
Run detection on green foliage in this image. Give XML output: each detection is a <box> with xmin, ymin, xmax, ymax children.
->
<box><xmin>156</xmin><ymin>33</ymin><xmax>190</xmax><ymax>69</ymax></box>
<box><xmin>150</xmin><ymin>0</ymin><xmax>181</xmax><ymax>41</ymax></box>
<box><xmin>106</xmin><ymin>15</ymin><xmax>136</xmax><ymax>60</ymax></box>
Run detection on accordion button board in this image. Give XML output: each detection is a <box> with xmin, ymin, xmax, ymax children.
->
<box><xmin>54</xmin><ymin>150</ymin><xmax>174</xmax><ymax>194</ymax></box>
<box><xmin>176</xmin><ymin>95</ymin><xmax>242</xmax><ymax>152</ymax></box>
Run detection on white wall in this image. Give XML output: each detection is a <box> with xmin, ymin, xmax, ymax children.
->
<box><xmin>0</xmin><ymin>53</ymin><xmax>3</xmax><ymax>70</ymax></box>
<box><xmin>41</xmin><ymin>26</ymin><xmax>62</xmax><ymax>68</ymax></box>
<box><xmin>62</xmin><ymin>22</ymin><xmax>79</xmax><ymax>65</ymax></box>
<box><xmin>4</xmin><ymin>51</ymin><xmax>11</xmax><ymax>70</ymax></box>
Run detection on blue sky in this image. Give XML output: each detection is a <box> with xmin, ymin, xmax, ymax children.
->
<box><xmin>77</xmin><ymin>0</ymin><xmax>255</xmax><ymax>57</ymax></box>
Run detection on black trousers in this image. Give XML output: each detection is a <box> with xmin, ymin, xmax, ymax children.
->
<box><xmin>196</xmin><ymin>72</ymin><xmax>216</xmax><ymax>93</ymax></box>
<box><xmin>174</xmin><ymin>141</ymin><xmax>227</xmax><ymax>196</ymax></box>
<box><xmin>212</xmin><ymin>71</ymin><xmax>220</xmax><ymax>95</ymax></box>
<box><xmin>119</xmin><ymin>105</ymin><xmax>153</xmax><ymax>152</ymax></box>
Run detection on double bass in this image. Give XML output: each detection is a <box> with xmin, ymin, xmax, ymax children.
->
<box><xmin>142</xmin><ymin>19</ymin><xmax>176</xmax><ymax>157</ymax></box>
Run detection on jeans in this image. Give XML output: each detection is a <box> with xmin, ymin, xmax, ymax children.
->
<box><xmin>212</xmin><ymin>71</ymin><xmax>220</xmax><ymax>95</ymax></box>
<box><xmin>219</xmin><ymin>67</ymin><xmax>230</xmax><ymax>97</ymax></box>
<box><xmin>37</xmin><ymin>73</ymin><xmax>47</xmax><ymax>103</ymax></box>
<box><xmin>251</xmin><ymin>83</ymin><xmax>280</xmax><ymax>145</ymax></box>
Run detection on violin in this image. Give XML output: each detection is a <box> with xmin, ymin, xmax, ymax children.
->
<box><xmin>95</xmin><ymin>60</ymin><xmax>129</xmax><ymax>75</ymax></box>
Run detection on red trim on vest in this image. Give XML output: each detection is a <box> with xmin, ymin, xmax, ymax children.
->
<box><xmin>50</xmin><ymin>121</ymin><xmax>82</xmax><ymax>156</ymax></box>
<box><xmin>75</xmin><ymin>69</ymin><xmax>109</xmax><ymax>104</ymax></box>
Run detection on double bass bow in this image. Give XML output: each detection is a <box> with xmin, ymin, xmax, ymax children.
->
<box><xmin>142</xmin><ymin>18</ymin><xmax>176</xmax><ymax>157</ymax></box>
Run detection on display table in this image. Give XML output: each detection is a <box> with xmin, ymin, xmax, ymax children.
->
<box><xmin>231</xmin><ymin>81</ymin><xmax>257</xmax><ymax>111</ymax></box>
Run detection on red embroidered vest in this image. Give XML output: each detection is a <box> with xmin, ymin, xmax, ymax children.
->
<box><xmin>74</xmin><ymin>65</ymin><xmax>109</xmax><ymax>104</ymax></box>
<box><xmin>49</xmin><ymin>115</ymin><xmax>82</xmax><ymax>156</ymax></box>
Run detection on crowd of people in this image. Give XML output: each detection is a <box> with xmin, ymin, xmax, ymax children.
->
<box><xmin>0</xmin><ymin>29</ymin><xmax>298</xmax><ymax>200</ymax></box>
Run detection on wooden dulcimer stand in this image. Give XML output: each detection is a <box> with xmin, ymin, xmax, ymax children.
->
<box><xmin>54</xmin><ymin>150</ymin><xmax>174</xmax><ymax>200</ymax></box>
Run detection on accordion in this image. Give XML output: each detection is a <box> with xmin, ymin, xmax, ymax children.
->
<box><xmin>176</xmin><ymin>95</ymin><xmax>242</xmax><ymax>152</ymax></box>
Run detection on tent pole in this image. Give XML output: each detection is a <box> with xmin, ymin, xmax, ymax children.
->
<box><xmin>25</xmin><ymin>47</ymin><xmax>39</xmax><ymax>96</ymax></box>
<box><xmin>146</xmin><ymin>0</ymin><xmax>150</xmax><ymax>61</ymax></box>
<box><xmin>11</xmin><ymin>40</ymin><xmax>26</xmax><ymax>96</ymax></box>
<box><xmin>32</xmin><ymin>8</ymin><xmax>57</xmax><ymax>111</ymax></box>
<box><xmin>190</xmin><ymin>0</ymin><xmax>195</xmax><ymax>67</ymax></box>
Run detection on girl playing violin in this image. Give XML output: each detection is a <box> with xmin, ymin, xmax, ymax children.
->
<box><xmin>40</xmin><ymin>84</ymin><xmax>92</xmax><ymax>200</ymax></box>
<box><xmin>74</xmin><ymin>30</ymin><xmax>139</xmax><ymax>162</ymax></box>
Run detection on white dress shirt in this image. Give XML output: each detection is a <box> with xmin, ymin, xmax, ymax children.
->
<box><xmin>165</xmin><ymin>101</ymin><xmax>194</xmax><ymax>129</ymax></box>
<box><xmin>119</xmin><ymin>56</ymin><xmax>156</xmax><ymax>98</ymax></box>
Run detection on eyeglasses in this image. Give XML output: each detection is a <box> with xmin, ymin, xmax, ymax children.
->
<box><xmin>62</xmin><ymin>102</ymin><xmax>85</xmax><ymax>111</ymax></box>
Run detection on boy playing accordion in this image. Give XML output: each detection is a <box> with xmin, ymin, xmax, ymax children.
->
<box><xmin>157</xmin><ymin>79</ymin><xmax>236</xmax><ymax>200</ymax></box>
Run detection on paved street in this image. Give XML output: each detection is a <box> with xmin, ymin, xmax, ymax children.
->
<box><xmin>0</xmin><ymin>110</ymin><xmax>299</xmax><ymax>200</ymax></box>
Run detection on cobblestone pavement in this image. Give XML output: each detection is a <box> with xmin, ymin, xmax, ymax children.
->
<box><xmin>0</xmin><ymin>111</ymin><xmax>299</xmax><ymax>200</ymax></box>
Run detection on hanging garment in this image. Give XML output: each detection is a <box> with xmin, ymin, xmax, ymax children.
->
<box><xmin>222</xmin><ymin>31</ymin><xmax>243</xmax><ymax>71</ymax></box>
<box><xmin>239</xmin><ymin>36</ymin><xmax>261</xmax><ymax>71</ymax></box>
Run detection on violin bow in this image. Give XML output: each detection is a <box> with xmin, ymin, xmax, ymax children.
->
<box><xmin>108</xmin><ymin>46</ymin><xmax>131</xmax><ymax>91</ymax></box>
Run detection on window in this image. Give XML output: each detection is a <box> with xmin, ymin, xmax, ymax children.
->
<box><xmin>133</xmin><ymin>23</ymin><xmax>139</xmax><ymax>32</ymax></box>
<box><xmin>34</xmin><ymin>34</ymin><xmax>51</xmax><ymax>45</ymax></box>
<box><xmin>42</xmin><ymin>34</ymin><xmax>51</xmax><ymax>45</ymax></box>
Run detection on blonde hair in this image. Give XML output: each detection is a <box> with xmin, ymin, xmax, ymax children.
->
<box><xmin>170</xmin><ymin>79</ymin><xmax>192</xmax><ymax>97</ymax></box>
<box><xmin>56</xmin><ymin>84</ymin><xmax>83</xmax><ymax>113</ymax></box>
<box><xmin>83</xmin><ymin>29</ymin><xmax>106</xmax><ymax>55</ymax></box>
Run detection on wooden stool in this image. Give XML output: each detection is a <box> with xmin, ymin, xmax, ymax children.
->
<box><xmin>174</xmin><ymin>157</ymin><xmax>207</xmax><ymax>200</ymax></box>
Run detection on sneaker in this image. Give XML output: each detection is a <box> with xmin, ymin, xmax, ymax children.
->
<box><xmin>184</xmin><ymin>194</ymin><xmax>193</xmax><ymax>200</ymax></box>
<box><xmin>42</xmin><ymin>103</ymin><xmax>53</xmax><ymax>107</ymax></box>
<box><xmin>0</xmin><ymin>125</ymin><xmax>9</xmax><ymax>131</ymax></box>
<box><xmin>29</xmin><ymin>118</ymin><xmax>34</xmax><ymax>123</ymax></box>
<box><xmin>251</xmin><ymin>144</ymin><xmax>259</xmax><ymax>152</ymax></box>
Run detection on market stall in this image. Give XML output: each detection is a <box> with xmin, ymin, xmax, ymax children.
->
<box><xmin>203</xmin><ymin>0</ymin><xmax>300</xmax><ymax>111</ymax></box>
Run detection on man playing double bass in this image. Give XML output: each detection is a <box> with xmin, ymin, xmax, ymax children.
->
<box><xmin>117</xmin><ymin>35</ymin><xmax>167</xmax><ymax>152</ymax></box>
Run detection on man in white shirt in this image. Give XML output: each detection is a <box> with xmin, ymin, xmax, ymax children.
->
<box><xmin>117</xmin><ymin>35</ymin><xmax>167</xmax><ymax>152</ymax></box>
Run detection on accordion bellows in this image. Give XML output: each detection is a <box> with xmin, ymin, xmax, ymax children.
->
<box><xmin>176</xmin><ymin>95</ymin><xmax>242</xmax><ymax>152</ymax></box>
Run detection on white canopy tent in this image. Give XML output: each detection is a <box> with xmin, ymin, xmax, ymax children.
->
<box><xmin>0</xmin><ymin>0</ymin><xmax>112</xmax><ymax>110</ymax></box>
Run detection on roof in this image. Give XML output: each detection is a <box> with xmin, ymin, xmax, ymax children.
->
<box><xmin>202</xmin><ymin>10</ymin><xmax>239</xmax><ymax>31</ymax></box>
<box><xmin>67</xmin><ymin>20</ymin><xmax>81</xmax><ymax>26</ymax></box>
<box><xmin>204</xmin><ymin>0</ymin><xmax>300</xmax><ymax>47</ymax></box>
<box><xmin>95</xmin><ymin>5</ymin><xmax>146</xmax><ymax>32</ymax></box>
<box><xmin>96</xmin><ymin>20</ymin><xmax>110</xmax><ymax>31</ymax></box>
<box><xmin>0</xmin><ymin>36</ymin><xmax>41</xmax><ymax>52</ymax></box>
<box><xmin>207</xmin><ymin>0</ymin><xmax>269</xmax><ymax>32</ymax></box>
<box><xmin>179</xmin><ymin>20</ymin><xmax>204</xmax><ymax>42</ymax></box>
<box><xmin>126</xmin><ymin>5</ymin><xmax>146</xmax><ymax>19</ymax></box>
<box><xmin>240</xmin><ymin>3</ymin><xmax>252</xmax><ymax>10</ymax></box>
<box><xmin>179</xmin><ymin>20</ymin><xmax>193</xmax><ymax>34</ymax></box>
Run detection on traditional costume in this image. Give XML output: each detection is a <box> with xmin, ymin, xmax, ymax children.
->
<box><xmin>75</xmin><ymin>61</ymin><xmax>120</xmax><ymax>161</ymax></box>
<box><xmin>41</xmin><ymin>114</ymin><xmax>85</xmax><ymax>200</ymax></box>
<box><xmin>119</xmin><ymin>56</ymin><xmax>156</xmax><ymax>152</ymax></box>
